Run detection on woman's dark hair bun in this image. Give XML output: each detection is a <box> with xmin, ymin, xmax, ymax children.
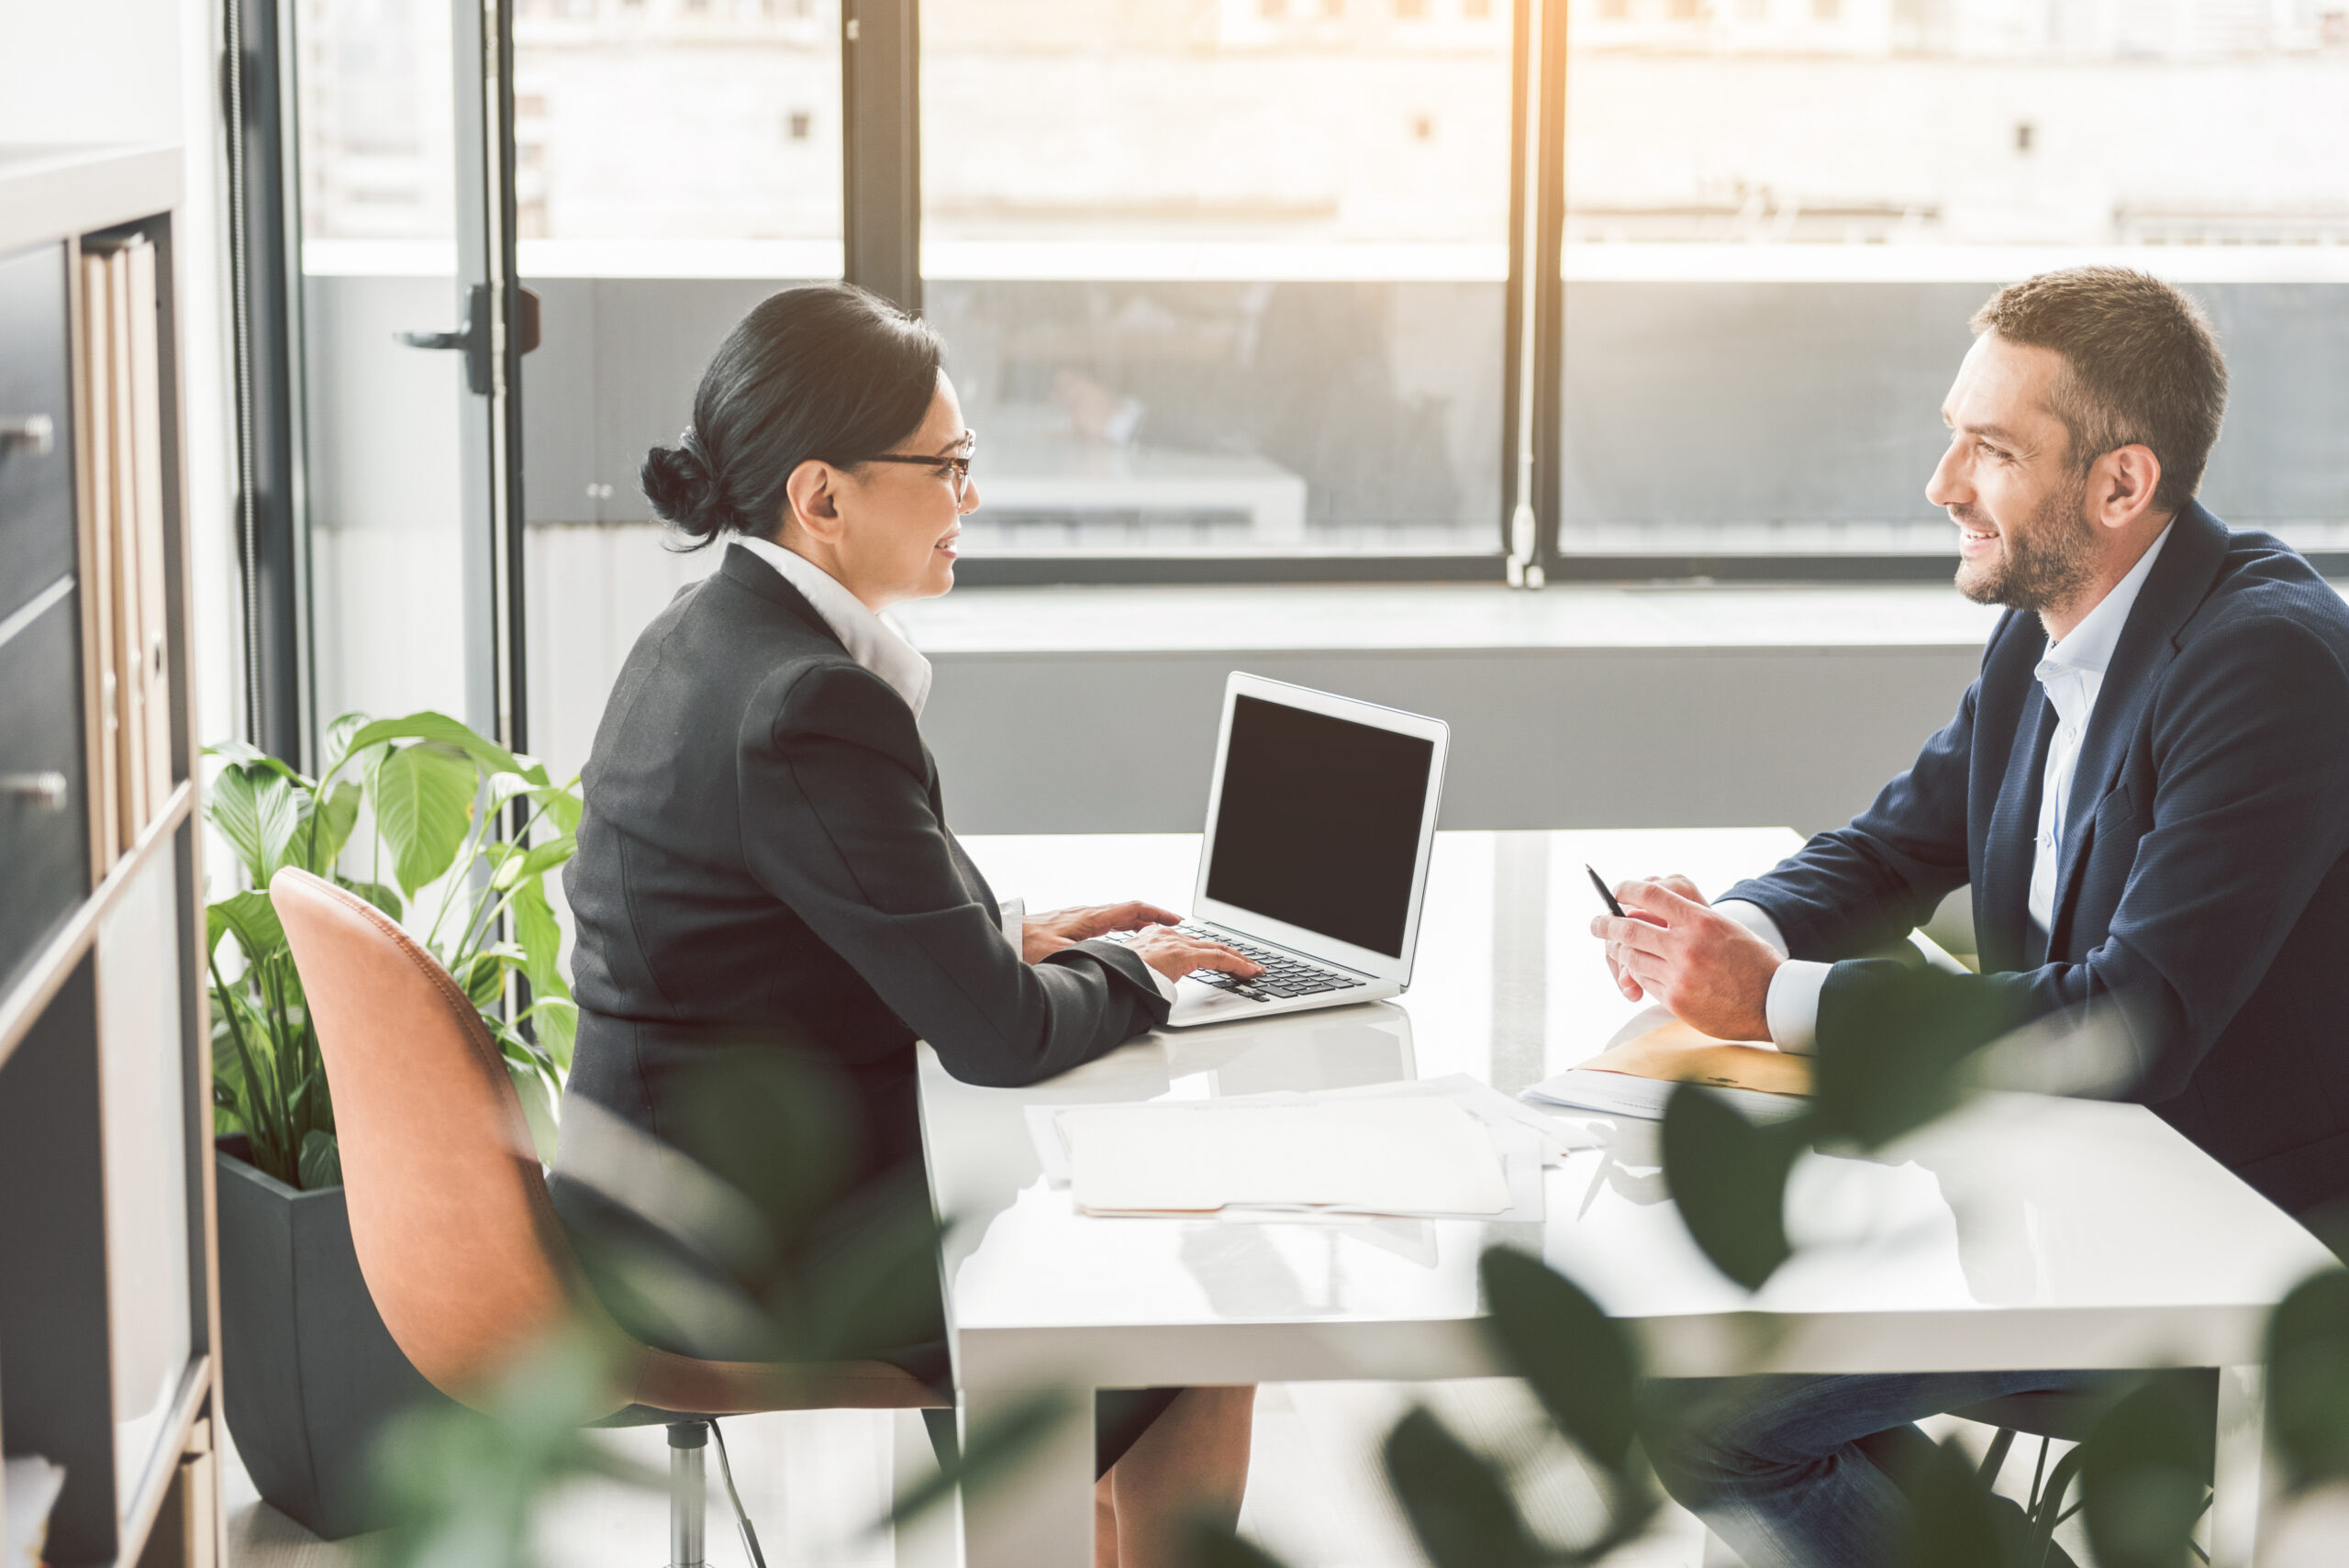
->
<box><xmin>640</xmin><ymin>431</ymin><xmax>732</xmax><ymax>539</ymax></box>
<box><xmin>642</xmin><ymin>283</ymin><xmax>944</xmax><ymax>550</ymax></box>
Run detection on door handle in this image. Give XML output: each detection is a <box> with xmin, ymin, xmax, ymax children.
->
<box><xmin>0</xmin><ymin>414</ymin><xmax>55</xmax><ymax>455</ymax></box>
<box><xmin>396</xmin><ymin>284</ymin><xmax>540</xmax><ymax>395</ymax></box>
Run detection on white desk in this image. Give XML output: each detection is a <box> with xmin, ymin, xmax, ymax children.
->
<box><xmin>918</xmin><ymin>829</ymin><xmax>2335</xmax><ymax>1567</ymax></box>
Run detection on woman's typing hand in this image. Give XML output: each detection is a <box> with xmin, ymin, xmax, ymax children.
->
<box><xmin>1123</xmin><ymin>926</ymin><xmax>1265</xmax><ymax>986</ymax></box>
<box><xmin>1021</xmin><ymin>901</ymin><xmax>1184</xmax><ymax>963</ymax></box>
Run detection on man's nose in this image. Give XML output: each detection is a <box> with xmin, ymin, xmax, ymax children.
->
<box><xmin>1926</xmin><ymin>443</ymin><xmax>1967</xmax><ymax>508</ymax></box>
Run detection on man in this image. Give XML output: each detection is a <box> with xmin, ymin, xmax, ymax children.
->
<box><xmin>1591</xmin><ymin>267</ymin><xmax>2349</xmax><ymax>1567</ymax></box>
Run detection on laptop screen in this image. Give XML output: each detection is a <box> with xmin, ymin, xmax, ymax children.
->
<box><xmin>1203</xmin><ymin>694</ymin><xmax>1437</xmax><ymax>959</ymax></box>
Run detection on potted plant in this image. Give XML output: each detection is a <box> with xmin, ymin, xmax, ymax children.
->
<box><xmin>205</xmin><ymin>711</ymin><xmax>581</xmax><ymax>1538</ymax></box>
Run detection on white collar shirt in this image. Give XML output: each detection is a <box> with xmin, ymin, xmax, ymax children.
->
<box><xmin>729</xmin><ymin>535</ymin><xmax>933</xmax><ymax>719</ymax></box>
<box><xmin>2026</xmin><ymin>523</ymin><xmax>2172</xmax><ymax>931</ymax></box>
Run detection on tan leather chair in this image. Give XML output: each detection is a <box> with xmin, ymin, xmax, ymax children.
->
<box><xmin>268</xmin><ymin>867</ymin><xmax>942</xmax><ymax>1567</ymax></box>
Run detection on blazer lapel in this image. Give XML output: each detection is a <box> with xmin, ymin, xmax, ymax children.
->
<box><xmin>1982</xmin><ymin>689</ymin><xmax>2054</xmax><ymax>973</ymax></box>
<box><xmin>2043</xmin><ymin>504</ymin><xmax>2230</xmax><ymax>949</ymax></box>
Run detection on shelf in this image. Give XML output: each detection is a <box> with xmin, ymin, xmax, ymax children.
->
<box><xmin>0</xmin><ymin>778</ymin><xmax>194</xmax><ymax>1069</ymax></box>
<box><xmin>0</xmin><ymin>145</ymin><xmax>182</xmax><ymax>256</ymax></box>
<box><xmin>107</xmin><ymin>1357</ymin><xmax>212</xmax><ymax>1568</ymax></box>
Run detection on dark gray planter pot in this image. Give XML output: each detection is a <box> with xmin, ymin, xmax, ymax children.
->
<box><xmin>215</xmin><ymin>1139</ymin><xmax>456</xmax><ymax>1539</ymax></box>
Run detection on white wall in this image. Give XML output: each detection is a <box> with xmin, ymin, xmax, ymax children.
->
<box><xmin>0</xmin><ymin>0</ymin><xmax>187</xmax><ymax>146</ymax></box>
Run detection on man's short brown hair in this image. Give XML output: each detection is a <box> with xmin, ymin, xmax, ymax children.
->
<box><xmin>1970</xmin><ymin>268</ymin><xmax>2228</xmax><ymax>515</ymax></box>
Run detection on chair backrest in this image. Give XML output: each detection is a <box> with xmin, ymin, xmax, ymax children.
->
<box><xmin>269</xmin><ymin>867</ymin><xmax>615</xmax><ymax>1409</ymax></box>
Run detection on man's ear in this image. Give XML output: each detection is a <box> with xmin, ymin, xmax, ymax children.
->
<box><xmin>784</xmin><ymin>458</ymin><xmax>845</xmax><ymax>544</ymax></box>
<box><xmin>2094</xmin><ymin>443</ymin><xmax>2165</xmax><ymax>531</ymax></box>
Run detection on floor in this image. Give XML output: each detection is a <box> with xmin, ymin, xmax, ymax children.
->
<box><xmin>220</xmin><ymin>1380</ymin><xmax>1732</xmax><ymax>1568</ymax></box>
<box><xmin>223</xmin><ymin>1382</ymin><xmax>2095</xmax><ymax>1568</ymax></box>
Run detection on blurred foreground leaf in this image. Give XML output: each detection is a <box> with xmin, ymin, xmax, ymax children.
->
<box><xmin>2080</xmin><ymin>1374</ymin><xmax>2212</xmax><ymax>1568</ymax></box>
<box><xmin>374</xmin><ymin>1327</ymin><xmax>652</xmax><ymax>1568</ymax></box>
<box><xmin>1811</xmin><ymin>964</ymin><xmax>2020</xmax><ymax>1150</ymax></box>
<box><xmin>1904</xmin><ymin>1435</ymin><xmax>2015</xmax><ymax>1568</ymax></box>
<box><xmin>882</xmin><ymin>1389</ymin><xmax>1074</xmax><ymax>1530</ymax></box>
<box><xmin>2268</xmin><ymin>1267</ymin><xmax>2349</xmax><ymax>1491</ymax></box>
<box><xmin>1661</xmin><ymin>1085</ymin><xmax>1807</xmax><ymax>1291</ymax></box>
<box><xmin>1181</xmin><ymin>1521</ymin><xmax>1297</xmax><ymax>1568</ymax></box>
<box><xmin>1480</xmin><ymin>1247</ymin><xmax>1641</xmax><ymax>1477</ymax></box>
<box><xmin>1381</xmin><ymin>1407</ymin><xmax>1545</xmax><ymax>1568</ymax></box>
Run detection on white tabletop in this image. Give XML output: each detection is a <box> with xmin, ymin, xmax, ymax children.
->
<box><xmin>918</xmin><ymin>829</ymin><xmax>2334</xmax><ymax>1563</ymax></box>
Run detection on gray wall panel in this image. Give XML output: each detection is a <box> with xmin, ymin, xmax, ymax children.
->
<box><xmin>921</xmin><ymin>643</ymin><xmax>1983</xmax><ymax>838</ymax></box>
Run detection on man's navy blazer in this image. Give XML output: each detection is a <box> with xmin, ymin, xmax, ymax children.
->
<box><xmin>1722</xmin><ymin>502</ymin><xmax>2349</xmax><ymax>1217</ymax></box>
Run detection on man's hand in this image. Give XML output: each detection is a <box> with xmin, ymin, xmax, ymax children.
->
<box><xmin>1021</xmin><ymin>901</ymin><xmax>1185</xmax><ymax>964</ymax></box>
<box><xmin>1589</xmin><ymin>875</ymin><xmax>1781</xmax><ymax>1042</ymax></box>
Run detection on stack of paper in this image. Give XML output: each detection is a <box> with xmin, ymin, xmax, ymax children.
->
<box><xmin>1521</xmin><ymin>1016</ymin><xmax>1811</xmax><ymax>1126</ymax></box>
<box><xmin>1029</xmin><ymin>1076</ymin><xmax>1577</xmax><ymax>1219</ymax></box>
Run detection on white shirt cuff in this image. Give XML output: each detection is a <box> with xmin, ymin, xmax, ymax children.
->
<box><xmin>1714</xmin><ymin>898</ymin><xmax>1789</xmax><ymax>956</ymax></box>
<box><xmin>1764</xmin><ymin>961</ymin><xmax>1830</xmax><ymax>1055</ymax></box>
<box><xmin>1716</xmin><ymin>900</ymin><xmax>1823</xmax><ymax>1053</ymax></box>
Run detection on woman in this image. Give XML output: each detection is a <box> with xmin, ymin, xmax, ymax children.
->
<box><xmin>555</xmin><ymin>283</ymin><xmax>1259</xmax><ymax>1567</ymax></box>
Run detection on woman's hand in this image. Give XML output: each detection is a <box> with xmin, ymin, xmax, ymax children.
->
<box><xmin>1021</xmin><ymin>901</ymin><xmax>1185</xmax><ymax>964</ymax></box>
<box><xmin>1122</xmin><ymin>926</ymin><xmax>1264</xmax><ymax>986</ymax></box>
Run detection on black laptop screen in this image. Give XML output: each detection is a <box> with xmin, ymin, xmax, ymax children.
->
<box><xmin>1202</xmin><ymin>695</ymin><xmax>1435</xmax><ymax>959</ymax></box>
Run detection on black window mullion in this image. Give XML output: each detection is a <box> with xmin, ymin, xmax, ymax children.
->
<box><xmin>841</xmin><ymin>0</ymin><xmax>921</xmax><ymax>312</ymax></box>
<box><xmin>1531</xmin><ymin>0</ymin><xmax>1569</xmax><ymax>586</ymax></box>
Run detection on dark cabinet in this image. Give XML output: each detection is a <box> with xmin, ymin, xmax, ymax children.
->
<box><xmin>0</xmin><ymin>241</ymin><xmax>78</xmax><ymax>628</ymax></box>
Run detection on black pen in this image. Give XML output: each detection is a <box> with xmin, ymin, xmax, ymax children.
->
<box><xmin>1586</xmin><ymin>864</ymin><xmax>1625</xmax><ymax>918</ymax></box>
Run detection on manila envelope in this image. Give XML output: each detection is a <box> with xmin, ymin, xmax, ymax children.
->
<box><xmin>1578</xmin><ymin>1018</ymin><xmax>1812</xmax><ymax>1098</ymax></box>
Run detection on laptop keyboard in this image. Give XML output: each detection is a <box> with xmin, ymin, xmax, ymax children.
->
<box><xmin>1174</xmin><ymin>924</ymin><xmax>1367</xmax><ymax>1003</ymax></box>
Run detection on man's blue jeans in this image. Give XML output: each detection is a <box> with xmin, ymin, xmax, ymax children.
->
<box><xmin>1643</xmin><ymin>1371</ymin><xmax>2107</xmax><ymax>1568</ymax></box>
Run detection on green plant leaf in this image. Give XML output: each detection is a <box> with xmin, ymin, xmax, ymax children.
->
<box><xmin>2080</xmin><ymin>1374</ymin><xmax>2212</xmax><ymax>1568</ymax></box>
<box><xmin>336</xmin><ymin>875</ymin><xmax>404</xmax><ymax>922</ymax></box>
<box><xmin>1811</xmin><ymin>963</ymin><xmax>2022</xmax><ymax>1151</ymax></box>
<box><xmin>490</xmin><ymin>832</ymin><xmax>576</xmax><ymax>892</ymax></box>
<box><xmin>1905</xmin><ymin>1435</ymin><xmax>2017</xmax><ymax>1568</ymax></box>
<box><xmin>510</xmin><ymin>880</ymin><xmax>569</xmax><ymax>995</ymax></box>
<box><xmin>204</xmin><ymin>760</ymin><xmax>270</xmax><ymax>887</ymax></box>
<box><xmin>522</xmin><ymin>995</ymin><xmax>576</xmax><ymax>1073</ymax></box>
<box><xmin>307</xmin><ymin>780</ymin><xmax>362</xmax><ymax>873</ymax></box>
<box><xmin>1381</xmin><ymin>1407</ymin><xmax>1544</xmax><ymax>1568</ymax></box>
<box><xmin>1660</xmin><ymin>1084</ymin><xmax>1809</xmax><ymax>1292</ymax></box>
<box><xmin>2267</xmin><ymin>1267</ymin><xmax>2349</xmax><ymax>1491</ymax></box>
<box><xmin>343</xmin><ymin>711</ymin><xmax>524</xmax><ymax>783</ymax></box>
<box><xmin>298</xmin><ymin>1129</ymin><xmax>343</xmax><ymax>1192</ymax></box>
<box><xmin>207</xmin><ymin>889</ymin><xmax>286</xmax><ymax>962</ymax></box>
<box><xmin>506</xmin><ymin>1058</ymin><xmax>560</xmax><ymax>1166</ymax></box>
<box><xmin>1478</xmin><ymin>1246</ymin><xmax>1642</xmax><ymax>1477</ymax></box>
<box><xmin>370</xmin><ymin>740</ymin><xmax>479</xmax><ymax>899</ymax></box>
<box><xmin>460</xmin><ymin>945</ymin><xmax>520</xmax><ymax>1010</ymax></box>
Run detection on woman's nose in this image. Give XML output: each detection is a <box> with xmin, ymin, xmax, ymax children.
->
<box><xmin>960</xmin><ymin>475</ymin><xmax>981</xmax><ymax>514</ymax></box>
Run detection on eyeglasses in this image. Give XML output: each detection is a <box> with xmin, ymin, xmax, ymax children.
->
<box><xmin>863</xmin><ymin>430</ymin><xmax>977</xmax><ymax>504</ymax></box>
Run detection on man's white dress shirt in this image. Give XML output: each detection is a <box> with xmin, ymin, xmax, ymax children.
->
<box><xmin>1721</xmin><ymin>525</ymin><xmax>2174</xmax><ymax>1052</ymax></box>
<box><xmin>729</xmin><ymin>537</ymin><xmax>1179</xmax><ymax>1003</ymax></box>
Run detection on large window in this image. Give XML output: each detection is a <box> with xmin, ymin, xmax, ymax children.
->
<box><xmin>281</xmin><ymin>0</ymin><xmax>2349</xmax><ymax>783</ymax></box>
<box><xmin>921</xmin><ymin>0</ymin><xmax>1516</xmax><ymax>558</ymax></box>
<box><xmin>1557</xmin><ymin>0</ymin><xmax>2349</xmax><ymax>562</ymax></box>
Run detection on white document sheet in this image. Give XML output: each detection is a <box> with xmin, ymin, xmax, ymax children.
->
<box><xmin>1054</xmin><ymin>1096</ymin><xmax>1512</xmax><ymax>1217</ymax></box>
<box><xmin>1520</xmin><ymin>1067</ymin><xmax>1810</xmax><ymax>1126</ymax></box>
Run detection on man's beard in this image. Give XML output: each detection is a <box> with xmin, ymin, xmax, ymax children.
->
<box><xmin>1954</xmin><ymin>473</ymin><xmax>2097</xmax><ymax>614</ymax></box>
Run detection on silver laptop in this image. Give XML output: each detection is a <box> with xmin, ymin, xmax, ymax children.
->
<box><xmin>1148</xmin><ymin>673</ymin><xmax>1449</xmax><ymax>1028</ymax></box>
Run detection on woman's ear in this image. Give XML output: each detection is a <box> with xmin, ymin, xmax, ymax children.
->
<box><xmin>784</xmin><ymin>458</ymin><xmax>846</xmax><ymax>544</ymax></box>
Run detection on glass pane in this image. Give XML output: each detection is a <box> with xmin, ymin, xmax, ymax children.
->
<box><xmin>510</xmin><ymin>0</ymin><xmax>845</xmax><ymax>788</ymax></box>
<box><xmin>1559</xmin><ymin>6</ymin><xmax>2349</xmax><ymax>559</ymax></box>
<box><xmin>923</xmin><ymin>0</ymin><xmax>1514</xmax><ymax>557</ymax></box>
<box><xmin>295</xmin><ymin>0</ymin><xmax>473</xmax><ymax>728</ymax></box>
